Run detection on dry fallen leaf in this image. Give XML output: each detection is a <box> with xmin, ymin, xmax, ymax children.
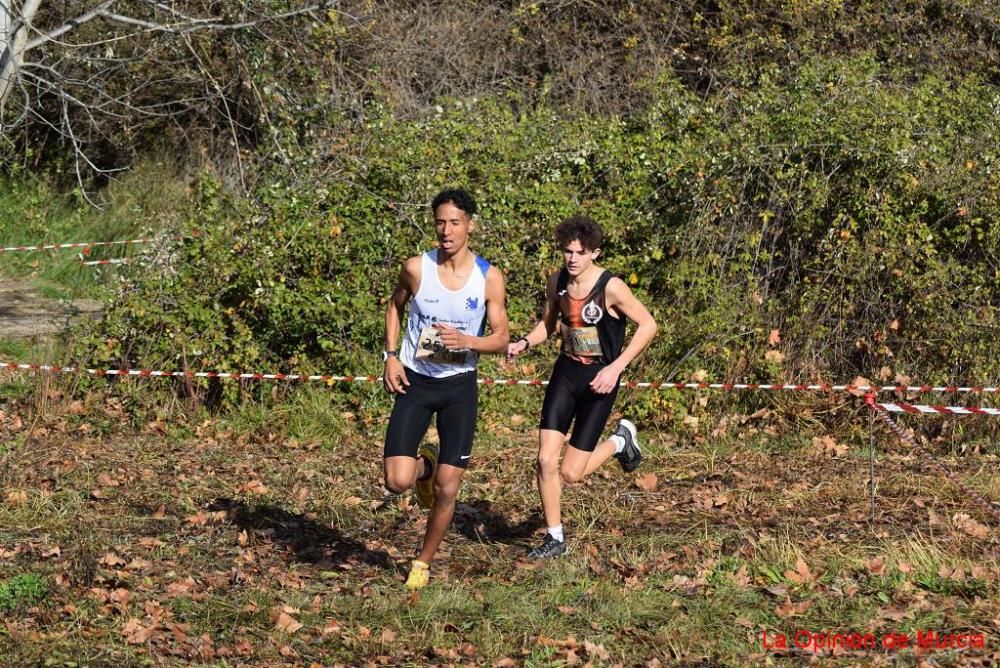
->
<box><xmin>767</xmin><ymin>329</ymin><xmax>781</xmax><ymax>346</ymax></box>
<box><xmin>274</xmin><ymin>612</ymin><xmax>303</xmax><ymax>634</ymax></box>
<box><xmin>100</xmin><ymin>552</ymin><xmax>127</xmax><ymax>568</ymax></box>
<box><xmin>784</xmin><ymin>557</ymin><xmax>813</xmax><ymax>584</ymax></box>
<box><xmin>764</xmin><ymin>350</ymin><xmax>785</xmax><ymax>364</ymax></box>
<box><xmin>635</xmin><ymin>472</ymin><xmax>657</xmax><ymax>492</ymax></box>
<box><xmin>952</xmin><ymin>513</ymin><xmax>989</xmax><ymax>539</ymax></box>
<box><xmin>866</xmin><ymin>556</ymin><xmax>886</xmax><ymax>576</ymax></box>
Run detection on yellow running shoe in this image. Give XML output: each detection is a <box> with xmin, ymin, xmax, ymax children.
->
<box><xmin>414</xmin><ymin>442</ymin><xmax>438</xmax><ymax>509</ymax></box>
<box><xmin>405</xmin><ymin>559</ymin><xmax>430</xmax><ymax>589</ymax></box>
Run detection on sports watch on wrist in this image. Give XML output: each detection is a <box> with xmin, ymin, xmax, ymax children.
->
<box><xmin>381</xmin><ymin>350</ymin><xmax>398</xmax><ymax>362</ymax></box>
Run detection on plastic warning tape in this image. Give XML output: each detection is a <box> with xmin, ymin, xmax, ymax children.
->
<box><xmin>1</xmin><ymin>239</ymin><xmax>151</xmax><ymax>252</ymax></box>
<box><xmin>620</xmin><ymin>381</ymin><xmax>1000</xmax><ymax>394</ymax></box>
<box><xmin>79</xmin><ymin>258</ymin><xmax>130</xmax><ymax>266</ymax></box>
<box><xmin>869</xmin><ymin>401</ymin><xmax>1000</xmax><ymax>416</ymax></box>
<box><xmin>3</xmin><ymin>361</ymin><xmax>1000</xmax><ymax>398</ymax></box>
<box><xmin>867</xmin><ymin>397</ymin><xmax>1000</xmax><ymax>523</ymax></box>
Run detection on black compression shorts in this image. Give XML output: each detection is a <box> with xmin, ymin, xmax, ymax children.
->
<box><xmin>383</xmin><ymin>368</ymin><xmax>478</xmax><ymax>468</ymax></box>
<box><xmin>539</xmin><ymin>355</ymin><xmax>620</xmax><ymax>452</ymax></box>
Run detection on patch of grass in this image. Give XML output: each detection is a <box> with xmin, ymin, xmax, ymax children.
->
<box><xmin>0</xmin><ymin>572</ymin><xmax>47</xmax><ymax>612</ymax></box>
<box><xmin>0</xmin><ymin>159</ymin><xmax>190</xmax><ymax>299</ymax></box>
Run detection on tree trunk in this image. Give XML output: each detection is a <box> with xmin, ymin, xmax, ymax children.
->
<box><xmin>0</xmin><ymin>0</ymin><xmax>43</xmax><ymax>117</ymax></box>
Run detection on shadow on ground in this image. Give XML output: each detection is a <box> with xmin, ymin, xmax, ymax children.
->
<box><xmin>452</xmin><ymin>499</ymin><xmax>542</xmax><ymax>544</ymax></box>
<box><xmin>208</xmin><ymin>498</ymin><xmax>390</xmax><ymax>568</ymax></box>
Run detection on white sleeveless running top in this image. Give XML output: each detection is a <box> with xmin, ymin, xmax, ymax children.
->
<box><xmin>399</xmin><ymin>250</ymin><xmax>491</xmax><ymax>378</ymax></box>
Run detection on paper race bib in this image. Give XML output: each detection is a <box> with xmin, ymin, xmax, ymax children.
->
<box><xmin>416</xmin><ymin>326</ymin><xmax>469</xmax><ymax>365</ymax></box>
<box><xmin>567</xmin><ymin>326</ymin><xmax>601</xmax><ymax>357</ymax></box>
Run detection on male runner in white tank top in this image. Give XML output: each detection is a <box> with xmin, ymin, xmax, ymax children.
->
<box><xmin>382</xmin><ymin>188</ymin><xmax>509</xmax><ymax>589</ymax></box>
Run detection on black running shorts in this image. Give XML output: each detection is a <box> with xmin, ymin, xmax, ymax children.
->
<box><xmin>383</xmin><ymin>368</ymin><xmax>478</xmax><ymax>468</ymax></box>
<box><xmin>539</xmin><ymin>355</ymin><xmax>620</xmax><ymax>452</ymax></box>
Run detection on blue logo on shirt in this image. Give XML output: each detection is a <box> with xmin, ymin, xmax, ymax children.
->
<box><xmin>465</xmin><ymin>297</ymin><xmax>479</xmax><ymax>310</ymax></box>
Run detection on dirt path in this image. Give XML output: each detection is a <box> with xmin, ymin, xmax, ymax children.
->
<box><xmin>0</xmin><ymin>278</ymin><xmax>103</xmax><ymax>338</ymax></box>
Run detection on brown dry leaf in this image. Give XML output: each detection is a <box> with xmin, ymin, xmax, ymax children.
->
<box><xmin>185</xmin><ymin>512</ymin><xmax>210</xmax><ymax>526</ymax></box>
<box><xmin>166</xmin><ymin>577</ymin><xmax>196</xmax><ymax>598</ymax></box>
<box><xmin>357</xmin><ymin>625</ymin><xmax>372</xmax><ymax>638</ymax></box>
<box><xmin>635</xmin><ymin>472</ymin><xmax>657</xmax><ymax>492</ymax></box>
<box><xmin>764</xmin><ymin>350</ymin><xmax>785</xmax><ymax>364</ymax></box>
<box><xmin>493</xmin><ymin>660</ymin><xmax>519</xmax><ymax>667</ymax></box>
<box><xmin>866</xmin><ymin>556</ymin><xmax>886</xmax><ymax>576</ymax></box>
<box><xmin>90</xmin><ymin>489</ymin><xmax>110</xmax><ymax>500</ymax></box>
<box><xmin>767</xmin><ymin>329</ymin><xmax>781</xmax><ymax>346</ymax></box>
<box><xmin>812</xmin><ymin>435</ymin><xmax>848</xmax><ymax>457</ymax></box>
<box><xmin>244</xmin><ymin>480</ymin><xmax>269</xmax><ymax>495</ymax></box>
<box><xmin>510</xmin><ymin>414</ymin><xmax>526</xmax><ymax>427</ymax></box>
<box><xmin>897</xmin><ymin>561</ymin><xmax>912</xmax><ymax>574</ymax></box>
<box><xmin>100</xmin><ymin>552</ymin><xmax>127</xmax><ymax>568</ymax></box>
<box><xmin>730</xmin><ymin>564</ymin><xmax>751</xmax><ymax>588</ymax></box>
<box><xmin>122</xmin><ymin>618</ymin><xmax>154</xmax><ymax>644</ymax></box>
<box><xmin>784</xmin><ymin>557</ymin><xmax>813</xmax><ymax>584</ymax></box>
<box><xmin>274</xmin><ymin>612</ymin><xmax>303</xmax><ymax>634</ymax></box>
<box><xmin>5</xmin><ymin>490</ymin><xmax>28</xmax><ymax>506</ymax></box>
<box><xmin>775</xmin><ymin>597</ymin><xmax>811</xmax><ymax>618</ymax></box>
<box><xmin>952</xmin><ymin>513</ymin><xmax>989</xmax><ymax>539</ymax></box>
<box><xmin>381</xmin><ymin>627</ymin><xmax>397</xmax><ymax>643</ymax></box>
<box><xmin>96</xmin><ymin>473</ymin><xmax>118</xmax><ymax>487</ymax></box>
<box><xmin>344</xmin><ymin>496</ymin><xmax>363</xmax><ymax>507</ymax></box>
<box><xmin>848</xmin><ymin>375</ymin><xmax>872</xmax><ymax>397</ymax></box>
<box><xmin>151</xmin><ymin>505</ymin><xmax>167</xmax><ymax>519</ymax></box>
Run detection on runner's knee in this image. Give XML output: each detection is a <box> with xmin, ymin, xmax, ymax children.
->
<box><xmin>434</xmin><ymin>478</ymin><xmax>460</xmax><ymax>503</ymax></box>
<box><xmin>560</xmin><ymin>464</ymin><xmax>584</xmax><ymax>484</ymax></box>
<box><xmin>537</xmin><ymin>452</ymin><xmax>560</xmax><ymax>478</ymax></box>
<box><xmin>384</xmin><ymin>473</ymin><xmax>412</xmax><ymax>495</ymax></box>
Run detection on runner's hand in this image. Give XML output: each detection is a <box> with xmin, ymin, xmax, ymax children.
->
<box><xmin>589</xmin><ymin>364</ymin><xmax>622</xmax><ymax>395</ymax></box>
<box><xmin>506</xmin><ymin>338</ymin><xmax>529</xmax><ymax>361</ymax></box>
<box><xmin>383</xmin><ymin>357</ymin><xmax>409</xmax><ymax>394</ymax></box>
<box><xmin>433</xmin><ymin>323</ymin><xmax>467</xmax><ymax>350</ymax></box>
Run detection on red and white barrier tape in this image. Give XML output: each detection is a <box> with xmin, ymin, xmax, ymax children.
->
<box><xmin>1</xmin><ymin>238</ymin><xmax>151</xmax><ymax>253</ymax></box>
<box><xmin>866</xmin><ymin>396</ymin><xmax>1000</xmax><ymax>523</ymax></box>
<box><xmin>3</xmin><ymin>361</ymin><xmax>1000</xmax><ymax>398</ymax></box>
<box><xmin>869</xmin><ymin>401</ymin><xmax>1000</xmax><ymax>416</ymax></box>
<box><xmin>620</xmin><ymin>381</ymin><xmax>1000</xmax><ymax>394</ymax></box>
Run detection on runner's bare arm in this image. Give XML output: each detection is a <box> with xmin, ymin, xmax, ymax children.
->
<box><xmin>383</xmin><ymin>257</ymin><xmax>420</xmax><ymax>393</ymax></box>
<box><xmin>507</xmin><ymin>271</ymin><xmax>560</xmax><ymax>358</ymax></box>
<box><xmin>437</xmin><ymin>266</ymin><xmax>510</xmax><ymax>354</ymax></box>
<box><xmin>594</xmin><ymin>277</ymin><xmax>657</xmax><ymax>384</ymax></box>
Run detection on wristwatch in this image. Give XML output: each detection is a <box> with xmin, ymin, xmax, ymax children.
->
<box><xmin>381</xmin><ymin>350</ymin><xmax>398</xmax><ymax>362</ymax></box>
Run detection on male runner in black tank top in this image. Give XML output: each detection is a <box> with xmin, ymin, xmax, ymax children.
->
<box><xmin>507</xmin><ymin>216</ymin><xmax>657</xmax><ymax>558</ymax></box>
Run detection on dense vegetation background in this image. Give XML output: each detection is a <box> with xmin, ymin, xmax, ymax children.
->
<box><xmin>3</xmin><ymin>0</ymin><xmax>1000</xmax><ymax>412</ymax></box>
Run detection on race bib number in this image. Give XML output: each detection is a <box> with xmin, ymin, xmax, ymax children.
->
<box><xmin>416</xmin><ymin>326</ymin><xmax>469</xmax><ymax>364</ymax></box>
<box><xmin>567</xmin><ymin>326</ymin><xmax>601</xmax><ymax>357</ymax></box>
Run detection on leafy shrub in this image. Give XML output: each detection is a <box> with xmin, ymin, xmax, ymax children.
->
<box><xmin>65</xmin><ymin>58</ymin><xmax>999</xmax><ymax>421</ymax></box>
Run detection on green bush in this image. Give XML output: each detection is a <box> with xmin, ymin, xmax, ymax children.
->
<box><xmin>66</xmin><ymin>57</ymin><xmax>999</xmax><ymax>418</ymax></box>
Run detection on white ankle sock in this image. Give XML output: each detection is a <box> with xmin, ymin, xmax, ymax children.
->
<box><xmin>547</xmin><ymin>525</ymin><xmax>564</xmax><ymax>542</ymax></box>
<box><xmin>611</xmin><ymin>434</ymin><xmax>626</xmax><ymax>454</ymax></box>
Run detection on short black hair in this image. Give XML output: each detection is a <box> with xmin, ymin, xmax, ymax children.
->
<box><xmin>555</xmin><ymin>215</ymin><xmax>603</xmax><ymax>251</ymax></box>
<box><xmin>431</xmin><ymin>188</ymin><xmax>477</xmax><ymax>217</ymax></box>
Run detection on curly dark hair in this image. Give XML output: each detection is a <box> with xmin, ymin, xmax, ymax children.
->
<box><xmin>431</xmin><ymin>188</ymin><xmax>477</xmax><ymax>217</ymax></box>
<box><xmin>555</xmin><ymin>215</ymin><xmax>604</xmax><ymax>251</ymax></box>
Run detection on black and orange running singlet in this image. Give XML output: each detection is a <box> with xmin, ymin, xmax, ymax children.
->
<box><xmin>557</xmin><ymin>269</ymin><xmax>626</xmax><ymax>365</ymax></box>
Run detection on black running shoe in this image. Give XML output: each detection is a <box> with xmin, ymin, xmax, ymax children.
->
<box><xmin>612</xmin><ymin>418</ymin><xmax>642</xmax><ymax>472</ymax></box>
<box><xmin>527</xmin><ymin>534</ymin><xmax>567</xmax><ymax>559</ymax></box>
